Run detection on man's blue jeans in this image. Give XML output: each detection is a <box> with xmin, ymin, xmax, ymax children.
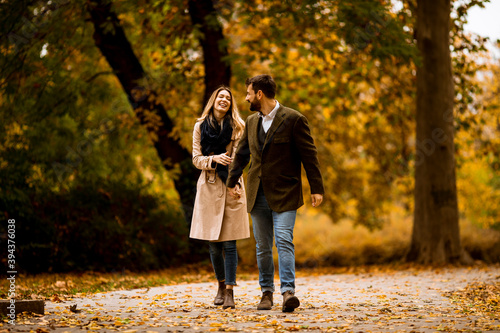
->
<box><xmin>208</xmin><ymin>240</ymin><xmax>237</xmax><ymax>286</ymax></box>
<box><xmin>251</xmin><ymin>187</ymin><xmax>297</xmax><ymax>294</ymax></box>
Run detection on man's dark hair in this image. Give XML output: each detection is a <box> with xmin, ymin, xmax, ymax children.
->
<box><xmin>245</xmin><ymin>74</ymin><xmax>277</xmax><ymax>99</ymax></box>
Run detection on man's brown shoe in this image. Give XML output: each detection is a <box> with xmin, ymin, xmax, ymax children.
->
<box><xmin>257</xmin><ymin>291</ymin><xmax>273</xmax><ymax>310</ymax></box>
<box><xmin>282</xmin><ymin>291</ymin><xmax>300</xmax><ymax>312</ymax></box>
<box><xmin>214</xmin><ymin>281</ymin><xmax>225</xmax><ymax>306</ymax></box>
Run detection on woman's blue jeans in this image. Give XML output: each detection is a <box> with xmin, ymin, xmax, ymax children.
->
<box><xmin>251</xmin><ymin>188</ymin><xmax>297</xmax><ymax>294</ymax></box>
<box><xmin>208</xmin><ymin>240</ymin><xmax>237</xmax><ymax>286</ymax></box>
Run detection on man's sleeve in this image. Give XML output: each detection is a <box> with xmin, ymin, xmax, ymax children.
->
<box><xmin>227</xmin><ymin>120</ymin><xmax>251</xmax><ymax>188</ymax></box>
<box><xmin>293</xmin><ymin>115</ymin><xmax>325</xmax><ymax>195</ymax></box>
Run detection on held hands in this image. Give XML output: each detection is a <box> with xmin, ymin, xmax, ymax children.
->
<box><xmin>213</xmin><ymin>152</ymin><xmax>232</xmax><ymax>166</ymax></box>
<box><xmin>311</xmin><ymin>194</ymin><xmax>323</xmax><ymax>207</ymax></box>
<box><xmin>228</xmin><ymin>184</ymin><xmax>242</xmax><ymax>200</ymax></box>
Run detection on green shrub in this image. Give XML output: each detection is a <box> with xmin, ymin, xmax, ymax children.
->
<box><xmin>1</xmin><ymin>180</ymin><xmax>190</xmax><ymax>273</ymax></box>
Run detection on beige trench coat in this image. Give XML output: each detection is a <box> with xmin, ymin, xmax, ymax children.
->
<box><xmin>189</xmin><ymin>121</ymin><xmax>250</xmax><ymax>242</ymax></box>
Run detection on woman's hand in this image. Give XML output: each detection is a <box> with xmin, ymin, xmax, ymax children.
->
<box><xmin>213</xmin><ymin>152</ymin><xmax>232</xmax><ymax>166</ymax></box>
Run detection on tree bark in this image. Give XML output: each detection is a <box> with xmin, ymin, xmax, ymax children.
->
<box><xmin>188</xmin><ymin>0</ymin><xmax>231</xmax><ymax>104</ymax></box>
<box><xmin>407</xmin><ymin>0</ymin><xmax>471</xmax><ymax>264</ymax></box>
<box><xmin>86</xmin><ymin>0</ymin><xmax>199</xmax><ymax>223</ymax></box>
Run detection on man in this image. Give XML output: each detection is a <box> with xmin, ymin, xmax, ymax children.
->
<box><xmin>227</xmin><ymin>74</ymin><xmax>324</xmax><ymax>312</ymax></box>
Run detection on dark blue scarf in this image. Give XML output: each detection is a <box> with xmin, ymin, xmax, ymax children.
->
<box><xmin>200</xmin><ymin>115</ymin><xmax>233</xmax><ymax>183</ymax></box>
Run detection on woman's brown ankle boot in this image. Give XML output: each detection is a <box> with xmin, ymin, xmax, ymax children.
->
<box><xmin>223</xmin><ymin>289</ymin><xmax>235</xmax><ymax>309</ymax></box>
<box><xmin>214</xmin><ymin>281</ymin><xmax>225</xmax><ymax>305</ymax></box>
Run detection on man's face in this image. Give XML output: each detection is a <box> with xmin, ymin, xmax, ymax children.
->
<box><xmin>246</xmin><ymin>84</ymin><xmax>261</xmax><ymax>112</ymax></box>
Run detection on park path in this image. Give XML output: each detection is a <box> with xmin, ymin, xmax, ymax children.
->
<box><xmin>6</xmin><ymin>266</ymin><xmax>500</xmax><ymax>332</ymax></box>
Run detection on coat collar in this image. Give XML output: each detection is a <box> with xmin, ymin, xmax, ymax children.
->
<box><xmin>264</xmin><ymin>105</ymin><xmax>286</xmax><ymax>145</ymax></box>
<box><xmin>249</xmin><ymin>113</ymin><xmax>261</xmax><ymax>150</ymax></box>
<box><xmin>249</xmin><ymin>105</ymin><xmax>287</xmax><ymax>151</ymax></box>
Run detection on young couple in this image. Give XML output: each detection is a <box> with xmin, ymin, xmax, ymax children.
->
<box><xmin>190</xmin><ymin>74</ymin><xmax>324</xmax><ymax>312</ymax></box>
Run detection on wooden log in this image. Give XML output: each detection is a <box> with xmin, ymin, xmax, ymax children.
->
<box><xmin>0</xmin><ymin>299</ymin><xmax>44</xmax><ymax>315</ymax></box>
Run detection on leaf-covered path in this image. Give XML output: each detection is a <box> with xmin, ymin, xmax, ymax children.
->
<box><xmin>6</xmin><ymin>266</ymin><xmax>500</xmax><ymax>332</ymax></box>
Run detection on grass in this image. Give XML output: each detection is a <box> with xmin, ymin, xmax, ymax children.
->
<box><xmin>0</xmin><ymin>264</ymin><xmax>255</xmax><ymax>300</ymax></box>
<box><xmin>239</xmin><ymin>204</ymin><xmax>500</xmax><ymax>268</ymax></box>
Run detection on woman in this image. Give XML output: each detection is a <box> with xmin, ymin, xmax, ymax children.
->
<box><xmin>190</xmin><ymin>86</ymin><xmax>250</xmax><ymax>309</ymax></box>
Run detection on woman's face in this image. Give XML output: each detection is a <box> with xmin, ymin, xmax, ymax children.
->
<box><xmin>213</xmin><ymin>89</ymin><xmax>232</xmax><ymax>115</ymax></box>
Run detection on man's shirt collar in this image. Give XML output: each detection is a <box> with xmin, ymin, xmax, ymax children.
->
<box><xmin>259</xmin><ymin>100</ymin><xmax>280</xmax><ymax>119</ymax></box>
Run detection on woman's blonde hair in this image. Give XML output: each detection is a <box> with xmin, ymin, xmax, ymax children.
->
<box><xmin>198</xmin><ymin>86</ymin><xmax>245</xmax><ymax>139</ymax></box>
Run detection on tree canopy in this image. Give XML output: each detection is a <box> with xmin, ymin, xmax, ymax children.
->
<box><xmin>0</xmin><ymin>0</ymin><xmax>497</xmax><ymax>271</ymax></box>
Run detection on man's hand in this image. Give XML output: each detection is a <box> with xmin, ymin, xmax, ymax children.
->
<box><xmin>311</xmin><ymin>194</ymin><xmax>323</xmax><ymax>207</ymax></box>
<box><xmin>213</xmin><ymin>152</ymin><xmax>232</xmax><ymax>166</ymax></box>
<box><xmin>228</xmin><ymin>184</ymin><xmax>242</xmax><ymax>199</ymax></box>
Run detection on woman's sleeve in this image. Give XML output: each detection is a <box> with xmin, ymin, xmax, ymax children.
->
<box><xmin>192</xmin><ymin>122</ymin><xmax>216</xmax><ymax>171</ymax></box>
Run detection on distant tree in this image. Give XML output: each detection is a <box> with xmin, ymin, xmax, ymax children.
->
<box><xmin>225</xmin><ymin>0</ymin><xmax>418</xmax><ymax>229</ymax></box>
<box><xmin>86</xmin><ymin>0</ymin><xmax>232</xmax><ymax>222</ymax></box>
<box><xmin>407</xmin><ymin>0</ymin><xmax>471</xmax><ymax>264</ymax></box>
<box><xmin>188</xmin><ymin>0</ymin><xmax>231</xmax><ymax>104</ymax></box>
<box><xmin>86</xmin><ymin>0</ymin><xmax>198</xmax><ymax>222</ymax></box>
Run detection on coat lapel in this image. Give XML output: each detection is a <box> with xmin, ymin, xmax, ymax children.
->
<box><xmin>249</xmin><ymin>114</ymin><xmax>261</xmax><ymax>151</ymax></box>
<box><xmin>264</xmin><ymin>106</ymin><xmax>286</xmax><ymax>148</ymax></box>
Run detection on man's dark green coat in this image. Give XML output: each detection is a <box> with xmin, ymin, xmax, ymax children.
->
<box><xmin>227</xmin><ymin>105</ymin><xmax>324</xmax><ymax>213</ymax></box>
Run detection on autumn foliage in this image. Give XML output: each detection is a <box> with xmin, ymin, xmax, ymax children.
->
<box><xmin>0</xmin><ymin>0</ymin><xmax>499</xmax><ymax>272</ymax></box>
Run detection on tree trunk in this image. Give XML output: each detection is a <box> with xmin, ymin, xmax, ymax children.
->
<box><xmin>407</xmin><ymin>0</ymin><xmax>471</xmax><ymax>264</ymax></box>
<box><xmin>86</xmin><ymin>0</ymin><xmax>199</xmax><ymax>223</ymax></box>
<box><xmin>188</xmin><ymin>0</ymin><xmax>231</xmax><ymax>104</ymax></box>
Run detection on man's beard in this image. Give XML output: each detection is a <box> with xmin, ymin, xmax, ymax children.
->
<box><xmin>249</xmin><ymin>100</ymin><xmax>261</xmax><ymax>112</ymax></box>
